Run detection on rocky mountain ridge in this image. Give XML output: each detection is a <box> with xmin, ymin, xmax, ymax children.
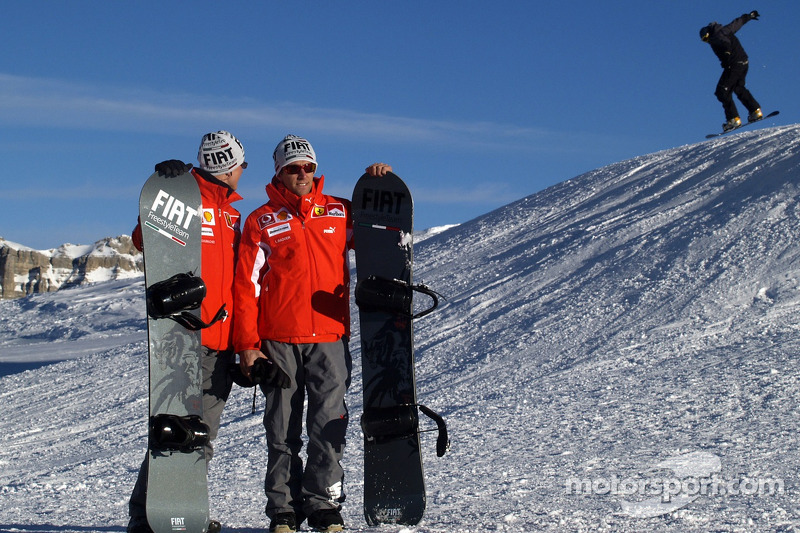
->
<box><xmin>0</xmin><ymin>236</ymin><xmax>142</xmax><ymax>299</ymax></box>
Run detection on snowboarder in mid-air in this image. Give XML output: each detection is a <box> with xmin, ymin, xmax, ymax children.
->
<box><xmin>700</xmin><ymin>10</ymin><xmax>763</xmax><ymax>132</ymax></box>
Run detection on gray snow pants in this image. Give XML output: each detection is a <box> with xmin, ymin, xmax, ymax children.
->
<box><xmin>260</xmin><ymin>338</ymin><xmax>352</xmax><ymax>520</ymax></box>
<box><xmin>128</xmin><ymin>347</ymin><xmax>234</xmax><ymax>522</ymax></box>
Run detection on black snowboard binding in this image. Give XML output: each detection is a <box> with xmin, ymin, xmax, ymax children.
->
<box><xmin>150</xmin><ymin>414</ymin><xmax>210</xmax><ymax>452</ymax></box>
<box><xmin>146</xmin><ymin>272</ymin><xmax>227</xmax><ymax>330</ymax></box>
<box><xmin>355</xmin><ymin>276</ymin><xmax>442</xmax><ymax>319</ymax></box>
<box><xmin>361</xmin><ymin>404</ymin><xmax>450</xmax><ymax>457</ymax></box>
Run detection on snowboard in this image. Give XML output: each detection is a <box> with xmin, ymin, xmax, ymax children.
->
<box><xmin>705</xmin><ymin>110</ymin><xmax>779</xmax><ymax>138</ymax></box>
<box><xmin>352</xmin><ymin>172</ymin><xmax>448</xmax><ymax>527</ymax></box>
<box><xmin>139</xmin><ymin>170</ymin><xmax>210</xmax><ymax>533</ymax></box>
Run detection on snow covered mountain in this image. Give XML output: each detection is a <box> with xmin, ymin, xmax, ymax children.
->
<box><xmin>2</xmin><ymin>125</ymin><xmax>800</xmax><ymax>532</ymax></box>
<box><xmin>0</xmin><ymin>235</ymin><xmax>142</xmax><ymax>299</ymax></box>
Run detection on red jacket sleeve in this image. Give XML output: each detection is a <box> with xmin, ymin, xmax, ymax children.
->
<box><xmin>132</xmin><ymin>217</ymin><xmax>143</xmax><ymax>252</ymax></box>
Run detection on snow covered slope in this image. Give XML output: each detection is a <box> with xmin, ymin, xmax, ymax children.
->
<box><xmin>2</xmin><ymin>125</ymin><xmax>800</xmax><ymax>532</ymax></box>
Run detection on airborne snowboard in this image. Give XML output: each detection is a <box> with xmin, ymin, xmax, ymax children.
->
<box><xmin>139</xmin><ymin>170</ymin><xmax>210</xmax><ymax>533</ymax></box>
<box><xmin>705</xmin><ymin>110</ymin><xmax>779</xmax><ymax>138</ymax></box>
<box><xmin>352</xmin><ymin>172</ymin><xmax>448</xmax><ymax>527</ymax></box>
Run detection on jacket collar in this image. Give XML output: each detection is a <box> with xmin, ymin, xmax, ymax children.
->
<box><xmin>266</xmin><ymin>175</ymin><xmax>325</xmax><ymax>218</ymax></box>
<box><xmin>193</xmin><ymin>168</ymin><xmax>243</xmax><ymax>205</ymax></box>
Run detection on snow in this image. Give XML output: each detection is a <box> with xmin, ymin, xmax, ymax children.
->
<box><xmin>414</xmin><ymin>225</ymin><xmax>459</xmax><ymax>243</ymax></box>
<box><xmin>55</xmin><ymin>244</ymin><xmax>96</xmax><ymax>259</ymax></box>
<box><xmin>0</xmin><ymin>239</ymin><xmax>93</xmax><ymax>259</ymax></box>
<box><xmin>3</xmin><ymin>125</ymin><xmax>800</xmax><ymax>532</ymax></box>
<box><xmin>0</xmin><ymin>237</ymin><xmax>35</xmax><ymax>252</ymax></box>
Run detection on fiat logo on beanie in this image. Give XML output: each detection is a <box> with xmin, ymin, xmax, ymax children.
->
<box><xmin>198</xmin><ymin>130</ymin><xmax>245</xmax><ymax>175</ymax></box>
<box><xmin>273</xmin><ymin>134</ymin><xmax>316</xmax><ymax>173</ymax></box>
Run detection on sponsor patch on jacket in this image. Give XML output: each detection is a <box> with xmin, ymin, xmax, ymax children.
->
<box><xmin>312</xmin><ymin>203</ymin><xmax>346</xmax><ymax>218</ymax></box>
<box><xmin>201</xmin><ymin>208</ymin><xmax>215</xmax><ymax>238</ymax></box>
<box><xmin>258</xmin><ymin>209</ymin><xmax>293</xmax><ymax>230</ymax></box>
<box><xmin>224</xmin><ymin>212</ymin><xmax>240</xmax><ymax>231</ymax></box>
<box><xmin>267</xmin><ymin>222</ymin><xmax>292</xmax><ymax>238</ymax></box>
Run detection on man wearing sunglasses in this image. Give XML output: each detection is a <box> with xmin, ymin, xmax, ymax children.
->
<box><xmin>127</xmin><ymin>131</ymin><xmax>246</xmax><ymax>533</ymax></box>
<box><xmin>234</xmin><ymin>134</ymin><xmax>391</xmax><ymax>533</ymax></box>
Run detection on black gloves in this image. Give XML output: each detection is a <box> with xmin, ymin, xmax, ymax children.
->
<box><xmin>749</xmin><ymin>10</ymin><xmax>760</xmax><ymax>20</ymax></box>
<box><xmin>251</xmin><ymin>357</ymin><xmax>291</xmax><ymax>389</ymax></box>
<box><xmin>154</xmin><ymin>159</ymin><xmax>193</xmax><ymax>178</ymax></box>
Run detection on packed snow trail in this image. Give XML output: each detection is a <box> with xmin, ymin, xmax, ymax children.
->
<box><xmin>2</xmin><ymin>125</ymin><xmax>800</xmax><ymax>532</ymax></box>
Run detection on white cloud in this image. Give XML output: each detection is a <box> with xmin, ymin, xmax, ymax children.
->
<box><xmin>0</xmin><ymin>73</ymin><xmax>576</xmax><ymax>154</ymax></box>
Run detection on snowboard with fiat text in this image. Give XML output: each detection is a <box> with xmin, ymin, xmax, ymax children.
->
<box><xmin>352</xmin><ymin>172</ymin><xmax>449</xmax><ymax>527</ymax></box>
<box><xmin>705</xmin><ymin>110</ymin><xmax>779</xmax><ymax>138</ymax></box>
<box><xmin>139</xmin><ymin>170</ymin><xmax>211</xmax><ymax>533</ymax></box>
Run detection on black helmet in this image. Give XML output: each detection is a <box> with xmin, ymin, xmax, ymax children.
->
<box><xmin>699</xmin><ymin>25</ymin><xmax>711</xmax><ymax>41</ymax></box>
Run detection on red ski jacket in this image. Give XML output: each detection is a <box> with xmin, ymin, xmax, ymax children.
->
<box><xmin>133</xmin><ymin>169</ymin><xmax>242</xmax><ymax>351</ymax></box>
<box><xmin>233</xmin><ymin>175</ymin><xmax>353</xmax><ymax>350</ymax></box>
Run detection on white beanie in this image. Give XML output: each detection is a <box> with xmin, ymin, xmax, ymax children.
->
<box><xmin>273</xmin><ymin>134</ymin><xmax>316</xmax><ymax>173</ymax></box>
<box><xmin>197</xmin><ymin>130</ymin><xmax>245</xmax><ymax>175</ymax></box>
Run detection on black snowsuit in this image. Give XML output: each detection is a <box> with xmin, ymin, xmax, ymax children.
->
<box><xmin>705</xmin><ymin>14</ymin><xmax>761</xmax><ymax>121</ymax></box>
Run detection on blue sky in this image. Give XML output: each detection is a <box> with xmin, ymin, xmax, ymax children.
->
<box><xmin>2</xmin><ymin>1</ymin><xmax>796</xmax><ymax>250</ymax></box>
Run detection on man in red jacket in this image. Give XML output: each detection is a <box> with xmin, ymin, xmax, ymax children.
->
<box><xmin>234</xmin><ymin>134</ymin><xmax>391</xmax><ymax>533</ymax></box>
<box><xmin>128</xmin><ymin>131</ymin><xmax>246</xmax><ymax>533</ymax></box>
